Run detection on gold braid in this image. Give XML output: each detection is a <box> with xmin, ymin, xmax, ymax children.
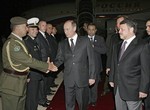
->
<box><xmin>6</xmin><ymin>40</ymin><xmax>31</xmax><ymax>72</ymax></box>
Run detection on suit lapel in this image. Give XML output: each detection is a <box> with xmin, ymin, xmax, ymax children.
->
<box><xmin>66</xmin><ymin>36</ymin><xmax>81</xmax><ymax>53</ymax></box>
<box><xmin>65</xmin><ymin>39</ymin><xmax>72</xmax><ymax>53</ymax></box>
<box><xmin>74</xmin><ymin>36</ymin><xmax>80</xmax><ymax>51</ymax></box>
<box><xmin>119</xmin><ymin>38</ymin><xmax>138</xmax><ymax>61</ymax></box>
<box><xmin>117</xmin><ymin>41</ymin><xmax>122</xmax><ymax>62</ymax></box>
<box><xmin>93</xmin><ymin>35</ymin><xmax>98</xmax><ymax>44</ymax></box>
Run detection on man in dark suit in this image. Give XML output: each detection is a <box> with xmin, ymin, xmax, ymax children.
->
<box><xmin>36</xmin><ymin>20</ymin><xmax>52</xmax><ymax>107</ymax></box>
<box><xmin>24</xmin><ymin>17</ymin><xmax>43</xmax><ymax>110</ymax></box>
<box><xmin>54</xmin><ymin>20</ymin><xmax>96</xmax><ymax>110</ymax></box>
<box><xmin>86</xmin><ymin>23</ymin><xmax>107</xmax><ymax>106</ymax></box>
<box><xmin>46</xmin><ymin>24</ymin><xmax>59</xmax><ymax>88</ymax></box>
<box><xmin>102</xmin><ymin>15</ymin><xmax>128</xmax><ymax>96</ymax></box>
<box><xmin>144</xmin><ymin>18</ymin><xmax>150</xmax><ymax>110</ymax></box>
<box><xmin>109</xmin><ymin>19</ymin><xmax>150</xmax><ymax>110</ymax></box>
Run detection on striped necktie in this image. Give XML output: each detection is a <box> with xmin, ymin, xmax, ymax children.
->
<box><xmin>119</xmin><ymin>41</ymin><xmax>127</xmax><ymax>61</ymax></box>
<box><xmin>70</xmin><ymin>38</ymin><xmax>75</xmax><ymax>51</ymax></box>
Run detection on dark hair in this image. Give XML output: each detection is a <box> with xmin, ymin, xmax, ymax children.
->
<box><xmin>146</xmin><ymin>18</ymin><xmax>150</xmax><ymax>22</ymax></box>
<box><xmin>120</xmin><ymin>18</ymin><xmax>137</xmax><ymax>33</ymax></box>
<box><xmin>87</xmin><ymin>23</ymin><xmax>97</xmax><ymax>29</ymax></box>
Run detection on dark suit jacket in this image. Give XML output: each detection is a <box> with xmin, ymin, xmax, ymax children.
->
<box><xmin>36</xmin><ymin>32</ymin><xmax>51</xmax><ymax>62</ymax></box>
<box><xmin>106</xmin><ymin>33</ymin><xmax>122</xmax><ymax>68</ymax></box>
<box><xmin>55</xmin><ymin>36</ymin><xmax>96</xmax><ymax>87</ymax></box>
<box><xmin>109</xmin><ymin>37</ymin><xmax>150</xmax><ymax>101</ymax></box>
<box><xmin>24</xmin><ymin>36</ymin><xmax>43</xmax><ymax>80</ymax></box>
<box><xmin>88</xmin><ymin>35</ymin><xmax>107</xmax><ymax>75</ymax></box>
<box><xmin>46</xmin><ymin>33</ymin><xmax>58</xmax><ymax>62</ymax></box>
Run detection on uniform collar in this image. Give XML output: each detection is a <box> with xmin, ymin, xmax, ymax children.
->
<box><xmin>11</xmin><ymin>32</ymin><xmax>23</xmax><ymax>41</ymax></box>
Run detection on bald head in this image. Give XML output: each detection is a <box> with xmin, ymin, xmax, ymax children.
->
<box><xmin>38</xmin><ymin>21</ymin><xmax>47</xmax><ymax>32</ymax></box>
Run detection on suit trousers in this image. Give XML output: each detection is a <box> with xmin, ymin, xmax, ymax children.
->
<box><xmin>89</xmin><ymin>78</ymin><xmax>99</xmax><ymax>103</ymax></box>
<box><xmin>1</xmin><ymin>92</ymin><xmax>26</xmax><ymax>110</ymax></box>
<box><xmin>65</xmin><ymin>85</ymin><xmax>89</xmax><ymax>110</ymax></box>
<box><xmin>103</xmin><ymin>75</ymin><xmax>110</xmax><ymax>92</ymax></box>
<box><xmin>46</xmin><ymin>74</ymin><xmax>53</xmax><ymax>91</ymax></box>
<box><xmin>115</xmin><ymin>87</ymin><xmax>142</xmax><ymax>110</ymax></box>
<box><xmin>26</xmin><ymin>80</ymin><xmax>40</xmax><ymax>110</ymax></box>
<box><xmin>144</xmin><ymin>91</ymin><xmax>150</xmax><ymax>110</ymax></box>
<box><xmin>38</xmin><ymin>78</ymin><xmax>47</xmax><ymax>104</ymax></box>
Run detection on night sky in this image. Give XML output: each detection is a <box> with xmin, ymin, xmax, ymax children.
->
<box><xmin>0</xmin><ymin>0</ymin><xmax>75</xmax><ymax>36</ymax></box>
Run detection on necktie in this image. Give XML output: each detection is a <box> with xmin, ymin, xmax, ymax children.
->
<box><xmin>70</xmin><ymin>39</ymin><xmax>75</xmax><ymax>51</ymax></box>
<box><xmin>43</xmin><ymin>34</ymin><xmax>50</xmax><ymax>46</ymax></box>
<box><xmin>119</xmin><ymin>41</ymin><xmax>127</xmax><ymax>61</ymax></box>
<box><xmin>90</xmin><ymin>37</ymin><xmax>93</xmax><ymax>43</ymax></box>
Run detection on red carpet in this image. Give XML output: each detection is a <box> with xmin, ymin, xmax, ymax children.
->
<box><xmin>46</xmin><ymin>81</ymin><xmax>115</xmax><ymax>110</ymax></box>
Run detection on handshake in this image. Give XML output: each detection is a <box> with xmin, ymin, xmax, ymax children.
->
<box><xmin>47</xmin><ymin>57</ymin><xmax>58</xmax><ymax>72</ymax></box>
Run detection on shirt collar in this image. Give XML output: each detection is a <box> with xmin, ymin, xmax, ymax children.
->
<box><xmin>124</xmin><ymin>35</ymin><xmax>136</xmax><ymax>50</ymax></box>
<box><xmin>51</xmin><ymin>34</ymin><xmax>55</xmax><ymax>37</ymax></box>
<box><xmin>124</xmin><ymin>35</ymin><xmax>136</xmax><ymax>44</ymax></box>
<box><xmin>28</xmin><ymin>35</ymin><xmax>35</xmax><ymax>40</ymax></box>
<box><xmin>39</xmin><ymin>30</ymin><xmax>46</xmax><ymax>37</ymax></box>
<box><xmin>68</xmin><ymin>33</ymin><xmax>78</xmax><ymax>45</ymax></box>
<box><xmin>88</xmin><ymin>35</ymin><xmax>95</xmax><ymax>40</ymax></box>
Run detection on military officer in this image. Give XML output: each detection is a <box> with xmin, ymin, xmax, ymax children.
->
<box><xmin>0</xmin><ymin>16</ymin><xmax>57</xmax><ymax>110</ymax></box>
<box><xmin>24</xmin><ymin>17</ymin><xmax>45</xmax><ymax>110</ymax></box>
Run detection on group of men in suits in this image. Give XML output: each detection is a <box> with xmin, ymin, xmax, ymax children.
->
<box><xmin>24</xmin><ymin>18</ymin><xmax>59</xmax><ymax>109</ymax></box>
<box><xmin>18</xmin><ymin>17</ymin><xmax>106</xmax><ymax>110</ymax></box>
<box><xmin>24</xmin><ymin>17</ymin><xmax>106</xmax><ymax>110</ymax></box>
<box><xmin>2</xmin><ymin>15</ymin><xmax>150</xmax><ymax>110</ymax></box>
<box><xmin>0</xmin><ymin>16</ymin><xmax>57</xmax><ymax>110</ymax></box>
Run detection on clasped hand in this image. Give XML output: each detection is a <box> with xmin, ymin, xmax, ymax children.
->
<box><xmin>47</xmin><ymin>57</ymin><xmax>58</xmax><ymax>72</ymax></box>
<box><xmin>89</xmin><ymin>79</ymin><xmax>95</xmax><ymax>86</ymax></box>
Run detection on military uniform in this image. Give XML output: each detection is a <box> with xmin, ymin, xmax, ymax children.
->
<box><xmin>24</xmin><ymin>35</ymin><xmax>44</xmax><ymax>110</ymax></box>
<box><xmin>24</xmin><ymin>17</ymin><xmax>44</xmax><ymax>110</ymax></box>
<box><xmin>0</xmin><ymin>17</ymin><xmax>49</xmax><ymax>110</ymax></box>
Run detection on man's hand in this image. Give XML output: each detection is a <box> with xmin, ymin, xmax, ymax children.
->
<box><xmin>106</xmin><ymin>68</ymin><xmax>110</xmax><ymax>75</ymax></box>
<box><xmin>139</xmin><ymin>92</ymin><xmax>147</xmax><ymax>99</ymax></box>
<box><xmin>89</xmin><ymin>79</ymin><xmax>95</xmax><ymax>86</ymax></box>
<box><xmin>48</xmin><ymin>62</ymin><xmax>58</xmax><ymax>71</ymax></box>
<box><xmin>47</xmin><ymin>57</ymin><xmax>58</xmax><ymax>72</ymax></box>
<box><xmin>27</xmin><ymin>78</ymin><xmax>30</xmax><ymax>83</ymax></box>
<box><xmin>109</xmin><ymin>82</ymin><xmax>114</xmax><ymax>87</ymax></box>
